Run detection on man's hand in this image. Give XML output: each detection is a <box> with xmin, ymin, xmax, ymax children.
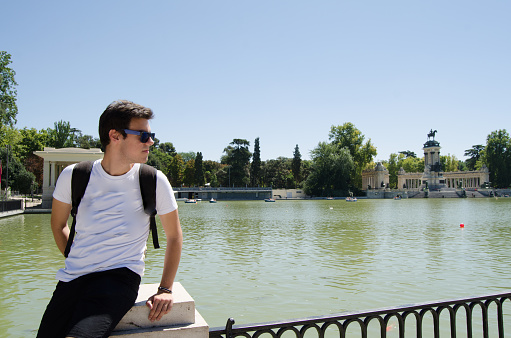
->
<box><xmin>146</xmin><ymin>292</ymin><xmax>174</xmax><ymax>322</ymax></box>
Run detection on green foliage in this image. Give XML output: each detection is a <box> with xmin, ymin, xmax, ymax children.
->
<box><xmin>303</xmin><ymin>142</ymin><xmax>354</xmax><ymax>196</ymax></box>
<box><xmin>19</xmin><ymin>128</ymin><xmax>48</xmax><ymax>160</ymax></box>
<box><xmin>261</xmin><ymin>157</ymin><xmax>294</xmax><ymax>189</ymax></box>
<box><xmin>203</xmin><ymin>160</ymin><xmax>222</xmax><ymax>187</ymax></box>
<box><xmin>399</xmin><ymin>150</ymin><xmax>416</xmax><ymax>158</ymax></box>
<box><xmin>386</xmin><ymin>153</ymin><xmax>404</xmax><ymax>188</ymax></box>
<box><xmin>74</xmin><ymin>133</ymin><xmax>101</xmax><ymax>149</ymax></box>
<box><xmin>482</xmin><ymin>129</ymin><xmax>511</xmax><ymax>188</ymax></box>
<box><xmin>178</xmin><ymin>151</ymin><xmax>196</xmax><ymax>163</ymax></box>
<box><xmin>0</xmin><ymin>51</ymin><xmax>18</xmax><ymax>126</ymax></box>
<box><xmin>464</xmin><ymin>145</ymin><xmax>484</xmax><ymax>171</ymax></box>
<box><xmin>194</xmin><ymin>152</ymin><xmax>205</xmax><ymax>186</ymax></box>
<box><xmin>328</xmin><ymin>122</ymin><xmax>377</xmax><ymax>189</ymax></box>
<box><xmin>183</xmin><ymin>160</ymin><xmax>195</xmax><ymax>186</ymax></box>
<box><xmin>222</xmin><ymin>139</ymin><xmax>251</xmax><ymax>187</ymax></box>
<box><xmin>159</xmin><ymin>142</ymin><xmax>177</xmax><ymax>157</ymax></box>
<box><xmin>1</xmin><ymin>147</ymin><xmax>36</xmax><ymax>193</ymax></box>
<box><xmin>385</xmin><ymin>153</ymin><xmax>425</xmax><ymax>188</ymax></box>
<box><xmin>168</xmin><ymin>154</ymin><xmax>184</xmax><ymax>187</ymax></box>
<box><xmin>250</xmin><ymin>137</ymin><xmax>261</xmax><ymax>186</ymax></box>
<box><xmin>0</xmin><ymin>125</ymin><xmax>22</xmax><ymax>158</ymax></box>
<box><xmin>47</xmin><ymin>120</ymin><xmax>76</xmax><ymax>148</ymax></box>
<box><xmin>401</xmin><ymin>156</ymin><xmax>424</xmax><ymax>173</ymax></box>
<box><xmin>441</xmin><ymin>154</ymin><xmax>459</xmax><ymax>172</ymax></box>
<box><xmin>291</xmin><ymin>144</ymin><xmax>302</xmax><ymax>186</ymax></box>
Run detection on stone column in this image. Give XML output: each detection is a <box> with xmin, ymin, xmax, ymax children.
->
<box><xmin>50</xmin><ymin>162</ymin><xmax>56</xmax><ymax>187</ymax></box>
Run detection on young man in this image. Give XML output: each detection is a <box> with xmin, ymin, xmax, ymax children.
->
<box><xmin>37</xmin><ymin>100</ymin><xmax>182</xmax><ymax>338</ymax></box>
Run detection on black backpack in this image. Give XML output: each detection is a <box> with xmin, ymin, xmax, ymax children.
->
<box><xmin>63</xmin><ymin>161</ymin><xmax>159</xmax><ymax>258</ymax></box>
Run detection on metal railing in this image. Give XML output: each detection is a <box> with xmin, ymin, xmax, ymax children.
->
<box><xmin>173</xmin><ymin>187</ymin><xmax>272</xmax><ymax>191</ymax></box>
<box><xmin>209</xmin><ymin>291</ymin><xmax>511</xmax><ymax>338</ymax></box>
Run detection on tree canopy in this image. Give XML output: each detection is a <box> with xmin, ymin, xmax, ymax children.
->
<box><xmin>292</xmin><ymin>144</ymin><xmax>302</xmax><ymax>186</ymax></box>
<box><xmin>0</xmin><ymin>51</ymin><xmax>18</xmax><ymax>126</ymax></box>
<box><xmin>464</xmin><ymin>145</ymin><xmax>484</xmax><ymax>171</ymax></box>
<box><xmin>304</xmin><ymin>142</ymin><xmax>354</xmax><ymax>196</ymax></box>
<box><xmin>250</xmin><ymin>137</ymin><xmax>261</xmax><ymax>187</ymax></box>
<box><xmin>328</xmin><ymin>122</ymin><xmax>376</xmax><ymax>190</ymax></box>
<box><xmin>222</xmin><ymin>139</ymin><xmax>251</xmax><ymax>187</ymax></box>
<box><xmin>483</xmin><ymin>129</ymin><xmax>510</xmax><ymax>188</ymax></box>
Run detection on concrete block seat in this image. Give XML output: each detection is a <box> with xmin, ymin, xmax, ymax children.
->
<box><xmin>111</xmin><ymin>282</ymin><xmax>208</xmax><ymax>337</ymax></box>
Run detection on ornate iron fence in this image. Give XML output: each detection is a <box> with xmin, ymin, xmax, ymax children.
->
<box><xmin>209</xmin><ymin>292</ymin><xmax>511</xmax><ymax>338</ymax></box>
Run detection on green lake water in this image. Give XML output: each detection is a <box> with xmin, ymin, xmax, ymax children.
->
<box><xmin>1</xmin><ymin>198</ymin><xmax>511</xmax><ymax>337</ymax></box>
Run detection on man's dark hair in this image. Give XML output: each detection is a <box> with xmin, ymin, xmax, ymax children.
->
<box><xmin>99</xmin><ymin>100</ymin><xmax>154</xmax><ymax>148</ymax></box>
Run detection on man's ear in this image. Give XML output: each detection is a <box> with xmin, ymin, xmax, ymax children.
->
<box><xmin>109</xmin><ymin>129</ymin><xmax>122</xmax><ymax>143</ymax></box>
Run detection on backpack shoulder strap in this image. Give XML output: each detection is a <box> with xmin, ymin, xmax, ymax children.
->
<box><xmin>139</xmin><ymin>163</ymin><xmax>159</xmax><ymax>249</ymax></box>
<box><xmin>64</xmin><ymin>160</ymin><xmax>94</xmax><ymax>257</ymax></box>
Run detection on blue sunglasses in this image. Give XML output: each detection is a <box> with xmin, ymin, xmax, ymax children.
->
<box><xmin>123</xmin><ymin>129</ymin><xmax>155</xmax><ymax>143</ymax></box>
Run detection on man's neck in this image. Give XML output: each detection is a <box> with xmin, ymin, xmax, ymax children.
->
<box><xmin>101</xmin><ymin>153</ymin><xmax>133</xmax><ymax>176</ymax></box>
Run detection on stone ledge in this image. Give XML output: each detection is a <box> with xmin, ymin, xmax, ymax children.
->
<box><xmin>114</xmin><ymin>282</ymin><xmax>196</xmax><ymax>331</ymax></box>
<box><xmin>111</xmin><ymin>310</ymin><xmax>209</xmax><ymax>337</ymax></box>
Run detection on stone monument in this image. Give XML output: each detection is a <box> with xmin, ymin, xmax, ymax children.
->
<box><xmin>421</xmin><ymin>129</ymin><xmax>446</xmax><ymax>190</ymax></box>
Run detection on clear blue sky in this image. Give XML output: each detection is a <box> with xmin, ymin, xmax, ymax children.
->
<box><xmin>3</xmin><ymin>0</ymin><xmax>510</xmax><ymax>162</ymax></box>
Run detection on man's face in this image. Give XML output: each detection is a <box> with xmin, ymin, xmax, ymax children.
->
<box><xmin>120</xmin><ymin>117</ymin><xmax>154</xmax><ymax>164</ymax></box>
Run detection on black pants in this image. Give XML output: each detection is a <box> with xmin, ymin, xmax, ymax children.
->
<box><xmin>37</xmin><ymin>268</ymin><xmax>141</xmax><ymax>338</ymax></box>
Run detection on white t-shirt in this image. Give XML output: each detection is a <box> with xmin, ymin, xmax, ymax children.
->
<box><xmin>53</xmin><ymin>160</ymin><xmax>178</xmax><ymax>282</ymax></box>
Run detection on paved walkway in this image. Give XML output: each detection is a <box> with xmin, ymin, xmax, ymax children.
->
<box><xmin>0</xmin><ymin>209</ymin><xmax>25</xmax><ymax>218</ymax></box>
<box><xmin>0</xmin><ymin>198</ymin><xmax>48</xmax><ymax>218</ymax></box>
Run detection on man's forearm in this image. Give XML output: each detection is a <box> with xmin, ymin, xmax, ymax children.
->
<box><xmin>159</xmin><ymin>237</ymin><xmax>182</xmax><ymax>289</ymax></box>
<box><xmin>51</xmin><ymin>223</ymin><xmax>70</xmax><ymax>255</ymax></box>
<box><xmin>50</xmin><ymin>198</ymin><xmax>73</xmax><ymax>256</ymax></box>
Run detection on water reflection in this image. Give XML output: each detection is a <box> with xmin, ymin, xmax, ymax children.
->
<box><xmin>1</xmin><ymin>198</ymin><xmax>510</xmax><ymax>336</ymax></box>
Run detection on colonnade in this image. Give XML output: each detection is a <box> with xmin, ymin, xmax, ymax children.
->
<box><xmin>404</xmin><ymin>178</ymin><xmax>422</xmax><ymax>189</ymax></box>
<box><xmin>445</xmin><ymin>176</ymin><xmax>481</xmax><ymax>189</ymax></box>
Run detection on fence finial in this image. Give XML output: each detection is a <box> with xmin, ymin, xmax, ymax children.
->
<box><xmin>225</xmin><ymin>318</ymin><xmax>235</xmax><ymax>338</ymax></box>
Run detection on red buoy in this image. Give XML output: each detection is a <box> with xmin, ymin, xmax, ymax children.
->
<box><xmin>460</xmin><ymin>223</ymin><xmax>465</xmax><ymax>228</ymax></box>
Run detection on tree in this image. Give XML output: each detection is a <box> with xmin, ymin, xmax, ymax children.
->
<box><xmin>483</xmin><ymin>129</ymin><xmax>510</xmax><ymax>188</ymax></box>
<box><xmin>178</xmin><ymin>151</ymin><xmax>196</xmax><ymax>163</ymax></box>
<box><xmin>222</xmin><ymin>139</ymin><xmax>251</xmax><ymax>187</ymax></box>
<box><xmin>0</xmin><ymin>125</ymin><xmax>22</xmax><ymax>157</ymax></box>
<box><xmin>291</xmin><ymin>144</ymin><xmax>302</xmax><ymax>186</ymax></box>
<box><xmin>18</xmin><ymin>128</ymin><xmax>48</xmax><ymax>160</ymax></box>
<box><xmin>183</xmin><ymin>160</ymin><xmax>195</xmax><ymax>186</ymax></box>
<box><xmin>399</xmin><ymin>150</ymin><xmax>416</xmax><ymax>158</ymax></box>
<box><xmin>261</xmin><ymin>157</ymin><xmax>294</xmax><ymax>189</ymax></box>
<box><xmin>147</xmin><ymin>148</ymin><xmax>171</xmax><ymax>172</ymax></box>
<box><xmin>401</xmin><ymin>156</ymin><xmax>424</xmax><ymax>173</ymax></box>
<box><xmin>74</xmin><ymin>133</ymin><xmax>101</xmax><ymax>149</ymax></box>
<box><xmin>328</xmin><ymin>123</ymin><xmax>377</xmax><ymax>189</ymax></box>
<box><xmin>203</xmin><ymin>160</ymin><xmax>222</xmax><ymax>186</ymax></box>
<box><xmin>441</xmin><ymin>154</ymin><xmax>459</xmax><ymax>172</ymax></box>
<box><xmin>0</xmin><ymin>51</ymin><xmax>18</xmax><ymax>126</ymax></box>
<box><xmin>168</xmin><ymin>154</ymin><xmax>184</xmax><ymax>187</ymax></box>
<box><xmin>250</xmin><ymin>137</ymin><xmax>261</xmax><ymax>187</ymax></box>
<box><xmin>464</xmin><ymin>145</ymin><xmax>484</xmax><ymax>171</ymax></box>
<box><xmin>303</xmin><ymin>142</ymin><xmax>354</xmax><ymax>196</ymax></box>
<box><xmin>47</xmin><ymin>120</ymin><xmax>77</xmax><ymax>148</ymax></box>
<box><xmin>1</xmin><ymin>146</ymin><xmax>36</xmax><ymax>194</ymax></box>
<box><xmin>159</xmin><ymin>142</ymin><xmax>177</xmax><ymax>157</ymax></box>
<box><xmin>386</xmin><ymin>153</ymin><xmax>404</xmax><ymax>188</ymax></box>
<box><xmin>194</xmin><ymin>152</ymin><xmax>205</xmax><ymax>186</ymax></box>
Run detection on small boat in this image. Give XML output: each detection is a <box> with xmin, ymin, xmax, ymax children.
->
<box><xmin>209</xmin><ymin>198</ymin><xmax>217</xmax><ymax>203</ymax></box>
<box><xmin>185</xmin><ymin>199</ymin><xmax>197</xmax><ymax>204</ymax></box>
<box><xmin>264</xmin><ymin>198</ymin><xmax>276</xmax><ymax>202</ymax></box>
<box><xmin>394</xmin><ymin>195</ymin><xmax>401</xmax><ymax>200</ymax></box>
<box><xmin>345</xmin><ymin>197</ymin><xmax>357</xmax><ymax>202</ymax></box>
